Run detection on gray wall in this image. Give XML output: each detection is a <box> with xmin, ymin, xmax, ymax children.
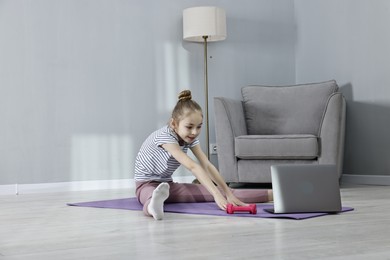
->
<box><xmin>0</xmin><ymin>0</ymin><xmax>296</xmax><ymax>184</ymax></box>
<box><xmin>295</xmin><ymin>1</ymin><xmax>390</xmax><ymax>176</ymax></box>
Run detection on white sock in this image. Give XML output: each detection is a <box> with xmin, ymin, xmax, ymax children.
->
<box><xmin>147</xmin><ymin>182</ymin><xmax>170</xmax><ymax>220</ymax></box>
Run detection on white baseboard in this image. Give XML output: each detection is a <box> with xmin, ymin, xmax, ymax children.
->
<box><xmin>341</xmin><ymin>174</ymin><xmax>390</xmax><ymax>186</ymax></box>
<box><xmin>0</xmin><ymin>176</ymin><xmax>195</xmax><ymax>195</ymax></box>
<box><xmin>2</xmin><ymin>175</ymin><xmax>388</xmax><ymax>195</ymax></box>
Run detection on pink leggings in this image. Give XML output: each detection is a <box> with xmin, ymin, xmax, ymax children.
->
<box><xmin>135</xmin><ymin>181</ymin><xmax>269</xmax><ymax>217</ymax></box>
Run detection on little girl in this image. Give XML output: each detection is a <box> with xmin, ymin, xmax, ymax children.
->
<box><xmin>134</xmin><ymin>90</ymin><xmax>272</xmax><ymax>220</ymax></box>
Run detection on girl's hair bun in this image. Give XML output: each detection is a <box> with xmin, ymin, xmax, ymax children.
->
<box><xmin>171</xmin><ymin>89</ymin><xmax>202</xmax><ymax>122</ymax></box>
<box><xmin>178</xmin><ymin>90</ymin><xmax>192</xmax><ymax>102</ymax></box>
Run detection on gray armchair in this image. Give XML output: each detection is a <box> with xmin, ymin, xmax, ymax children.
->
<box><xmin>214</xmin><ymin>80</ymin><xmax>346</xmax><ymax>183</ymax></box>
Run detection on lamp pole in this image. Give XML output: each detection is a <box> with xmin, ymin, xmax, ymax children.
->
<box><xmin>203</xmin><ymin>35</ymin><xmax>210</xmax><ymax>160</ymax></box>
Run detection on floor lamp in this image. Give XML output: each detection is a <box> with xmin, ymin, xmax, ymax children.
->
<box><xmin>183</xmin><ymin>6</ymin><xmax>227</xmax><ymax>159</ymax></box>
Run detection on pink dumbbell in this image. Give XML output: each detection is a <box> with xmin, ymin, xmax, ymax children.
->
<box><xmin>226</xmin><ymin>204</ymin><xmax>257</xmax><ymax>214</ymax></box>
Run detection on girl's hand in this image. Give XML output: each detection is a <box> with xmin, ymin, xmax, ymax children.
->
<box><xmin>226</xmin><ymin>192</ymin><xmax>247</xmax><ymax>207</ymax></box>
<box><xmin>213</xmin><ymin>192</ymin><xmax>229</xmax><ymax>211</ymax></box>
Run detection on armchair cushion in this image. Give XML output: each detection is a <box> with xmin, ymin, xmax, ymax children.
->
<box><xmin>235</xmin><ymin>134</ymin><xmax>318</xmax><ymax>160</ymax></box>
<box><xmin>242</xmin><ymin>80</ymin><xmax>338</xmax><ymax>135</ymax></box>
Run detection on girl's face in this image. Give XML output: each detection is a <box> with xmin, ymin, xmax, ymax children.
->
<box><xmin>172</xmin><ymin>111</ymin><xmax>203</xmax><ymax>144</ymax></box>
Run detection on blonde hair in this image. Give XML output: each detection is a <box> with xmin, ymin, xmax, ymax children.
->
<box><xmin>171</xmin><ymin>90</ymin><xmax>202</xmax><ymax>123</ymax></box>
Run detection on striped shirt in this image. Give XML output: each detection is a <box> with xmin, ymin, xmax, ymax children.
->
<box><xmin>134</xmin><ymin>125</ymin><xmax>199</xmax><ymax>182</ymax></box>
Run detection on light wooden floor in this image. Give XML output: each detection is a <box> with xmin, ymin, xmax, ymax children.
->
<box><xmin>1</xmin><ymin>184</ymin><xmax>390</xmax><ymax>260</ymax></box>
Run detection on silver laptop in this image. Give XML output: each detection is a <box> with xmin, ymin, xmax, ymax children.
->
<box><xmin>266</xmin><ymin>164</ymin><xmax>342</xmax><ymax>214</ymax></box>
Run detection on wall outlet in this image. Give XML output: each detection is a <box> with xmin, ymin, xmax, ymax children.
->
<box><xmin>209</xmin><ymin>143</ymin><xmax>218</xmax><ymax>155</ymax></box>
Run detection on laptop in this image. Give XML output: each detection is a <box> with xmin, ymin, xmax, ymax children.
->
<box><xmin>265</xmin><ymin>164</ymin><xmax>342</xmax><ymax>214</ymax></box>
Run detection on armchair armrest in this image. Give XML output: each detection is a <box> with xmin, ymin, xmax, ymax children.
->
<box><xmin>318</xmin><ymin>92</ymin><xmax>346</xmax><ymax>177</ymax></box>
<box><xmin>214</xmin><ymin>97</ymin><xmax>247</xmax><ymax>182</ymax></box>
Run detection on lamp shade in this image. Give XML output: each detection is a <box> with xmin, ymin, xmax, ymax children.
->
<box><xmin>183</xmin><ymin>6</ymin><xmax>226</xmax><ymax>42</ymax></box>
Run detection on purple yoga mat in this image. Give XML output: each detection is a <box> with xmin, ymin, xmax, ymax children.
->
<box><xmin>68</xmin><ymin>198</ymin><xmax>354</xmax><ymax>220</ymax></box>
